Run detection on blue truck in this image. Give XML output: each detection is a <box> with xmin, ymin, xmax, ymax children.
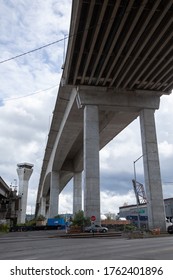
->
<box><xmin>47</xmin><ymin>218</ymin><xmax>66</xmax><ymax>229</ymax></box>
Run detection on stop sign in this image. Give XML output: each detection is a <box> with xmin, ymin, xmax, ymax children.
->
<box><xmin>90</xmin><ymin>215</ymin><xmax>96</xmax><ymax>221</ymax></box>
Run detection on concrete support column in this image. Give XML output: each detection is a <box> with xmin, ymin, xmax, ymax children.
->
<box><xmin>49</xmin><ymin>171</ymin><xmax>59</xmax><ymax>218</ymax></box>
<box><xmin>40</xmin><ymin>197</ymin><xmax>46</xmax><ymax>217</ymax></box>
<box><xmin>73</xmin><ymin>172</ymin><xmax>82</xmax><ymax>216</ymax></box>
<box><xmin>45</xmin><ymin>200</ymin><xmax>49</xmax><ymax>220</ymax></box>
<box><xmin>140</xmin><ymin>109</ymin><xmax>166</xmax><ymax>231</ymax></box>
<box><xmin>84</xmin><ymin>105</ymin><xmax>100</xmax><ymax>224</ymax></box>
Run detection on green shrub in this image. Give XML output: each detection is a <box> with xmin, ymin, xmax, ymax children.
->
<box><xmin>124</xmin><ymin>224</ymin><xmax>137</xmax><ymax>231</ymax></box>
<box><xmin>0</xmin><ymin>224</ymin><xmax>9</xmax><ymax>233</ymax></box>
<box><xmin>36</xmin><ymin>215</ymin><xmax>46</xmax><ymax>221</ymax></box>
<box><xmin>72</xmin><ymin>210</ymin><xmax>90</xmax><ymax>227</ymax></box>
<box><xmin>25</xmin><ymin>219</ymin><xmax>36</xmax><ymax>226</ymax></box>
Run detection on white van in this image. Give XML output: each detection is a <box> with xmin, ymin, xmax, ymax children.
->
<box><xmin>166</xmin><ymin>219</ymin><xmax>172</xmax><ymax>229</ymax></box>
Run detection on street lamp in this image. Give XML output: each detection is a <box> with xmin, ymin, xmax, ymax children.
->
<box><xmin>133</xmin><ymin>155</ymin><xmax>143</xmax><ymax>230</ymax></box>
<box><xmin>133</xmin><ymin>154</ymin><xmax>143</xmax><ymax>182</ymax></box>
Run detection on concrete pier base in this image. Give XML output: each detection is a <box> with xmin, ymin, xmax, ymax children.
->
<box><xmin>140</xmin><ymin>109</ymin><xmax>166</xmax><ymax>231</ymax></box>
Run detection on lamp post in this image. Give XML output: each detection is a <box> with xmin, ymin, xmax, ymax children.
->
<box><xmin>133</xmin><ymin>154</ymin><xmax>143</xmax><ymax>183</ymax></box>
<box><xmin>133</xmin><ymin>155</ymin><xmax>143</xmax><ymax>230</ymax></box>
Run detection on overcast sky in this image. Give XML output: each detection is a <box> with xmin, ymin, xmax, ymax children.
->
<box><xmin>0</xmin><ymin>0</ymin><xmax>173</xmax><ymax>216</ymax></box>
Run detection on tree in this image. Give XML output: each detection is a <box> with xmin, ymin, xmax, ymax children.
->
<box><xmin>36</xmin><ymin>214</ymin><xmax>46</xmax><ymax>221</ymax></box>
<box><xmin>72</xmin><ymin>210</ymin><xmax>90</xmax><ymax>227</ymax></box>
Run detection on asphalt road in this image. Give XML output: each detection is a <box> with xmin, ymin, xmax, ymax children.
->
<box><xmin>0</xmin><ymin>230</ymin><xmax>173</xmax><ymax>260</ymax></box>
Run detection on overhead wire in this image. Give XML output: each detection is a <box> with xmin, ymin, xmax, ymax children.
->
<box><xmin>0</xmin><ymin>12</ymin><xmax>116</xmax><ymax>65</ymax></box>
<box><xmin>0</xmin><ymin>36</ymin><xmax>69</xmax><ymax>64</ymax></box>
<box><xmin>1</xmin><ymin>84</ymin><xmax>59</xmax><ymax>102</ymax></box>
<box><xmin>0</xmin><ymin>12</ymin><xmax>117</xmax><ymax>102</ymax></box>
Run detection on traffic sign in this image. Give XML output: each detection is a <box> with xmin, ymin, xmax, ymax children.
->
<box><xmin>90</xmin><ymin>215</ymin><xmax>96</xmax><ymax>221</ymax></box>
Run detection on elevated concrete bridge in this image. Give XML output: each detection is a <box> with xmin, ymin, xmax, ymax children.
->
<box><xmin>0</xmin><ymin>177</ymin><xmax>10</xmax><ymax>199</ymax></box>
<box><xmin>36</xmin><ymin>0</ymin><xmax>173</xmax><ymax>231</ymax></box>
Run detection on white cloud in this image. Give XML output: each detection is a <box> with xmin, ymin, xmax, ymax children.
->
<box><xmin>59</xmin><ymin>193</ymin><xmax>73</xmax><ymax>214</ymax></box>
<box><xmin>100</xmin><ymin>118</ymin><xmax>143</xmax><ymax>174</ymax></box>
<box><xmin>0</xmin><ymin>0</ymin><xmax>72</xmax><ymax>215</ymax></box>
<box><xmin>100</xmin><ymin>190</ymin><xmax>136</xmax><ymax>214</ymax></box>
<box><xmin>159</xmin><ymin>141</ymin><xmax>173</xmax><ymax>158</ymax></box>
<box><xmin>58</xmin><ymin>188</ymin><xmax>136</xmax><ymax>216</ymax></box>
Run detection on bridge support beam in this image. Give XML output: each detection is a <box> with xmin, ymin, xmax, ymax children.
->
<box><xmin>73</xmin><ymin>172</ymin><xmax>82</xmax><ymax>216</ymax></box>
<box><xmin>84</xmin><ymin>105</ymin><xmax>100</xmax><ymax>224</ymax></box>
<box><xmin>140</xmin><ymin>108</ymin><xmax>166</xmax><ymax>231</ymax></box>
<box><xmin>49</xmin><ymin>171</ymin><xmax>59</xmax><ymax>218</ymax></box>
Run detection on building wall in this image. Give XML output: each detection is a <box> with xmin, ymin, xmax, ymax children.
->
<box><xmin>119</xmin><ymin>198</ymin><xmax>173</xmax><ymax>227</ymax></box>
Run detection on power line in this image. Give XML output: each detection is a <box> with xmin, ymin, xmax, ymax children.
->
<box><xmin>0</xmin><ymin>12</ymin><xmax>116</xmax><ymax>65</ymax></box>
<box><xmin>0</xmin><ymin>36</ymin><xmax>69</xmax><ymax>64</ymax></box>
<box><xmin>1</xmin><ymin>84</ymin><xmax>59</xmax><ymax>102</ymax></box>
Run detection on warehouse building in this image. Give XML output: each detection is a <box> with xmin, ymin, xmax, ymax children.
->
<box><xmin>119</xmin><ymin>198</ymin><xmax>173</xmax><ymax>229</ymax></box>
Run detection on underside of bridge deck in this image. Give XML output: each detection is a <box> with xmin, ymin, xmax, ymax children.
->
<box><xmin>64</xmin><ymin>0</ymin><xmax>173</xmax><ymax>93</ymax></box>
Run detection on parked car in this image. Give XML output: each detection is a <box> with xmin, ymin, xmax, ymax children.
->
<box><xmin>84</xmin><ymin>224</ymin><xmax>108</xmax><ymax>233</ymax></box>
<box><xmin>166</xmin><ymin>219</ymin><xmax>172</xmax><ymax>230</ymax></box>
<box><xmin>167</xmin><ymin>225</ymin><xmax>173</xmax><ymax>234</ymax></box>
